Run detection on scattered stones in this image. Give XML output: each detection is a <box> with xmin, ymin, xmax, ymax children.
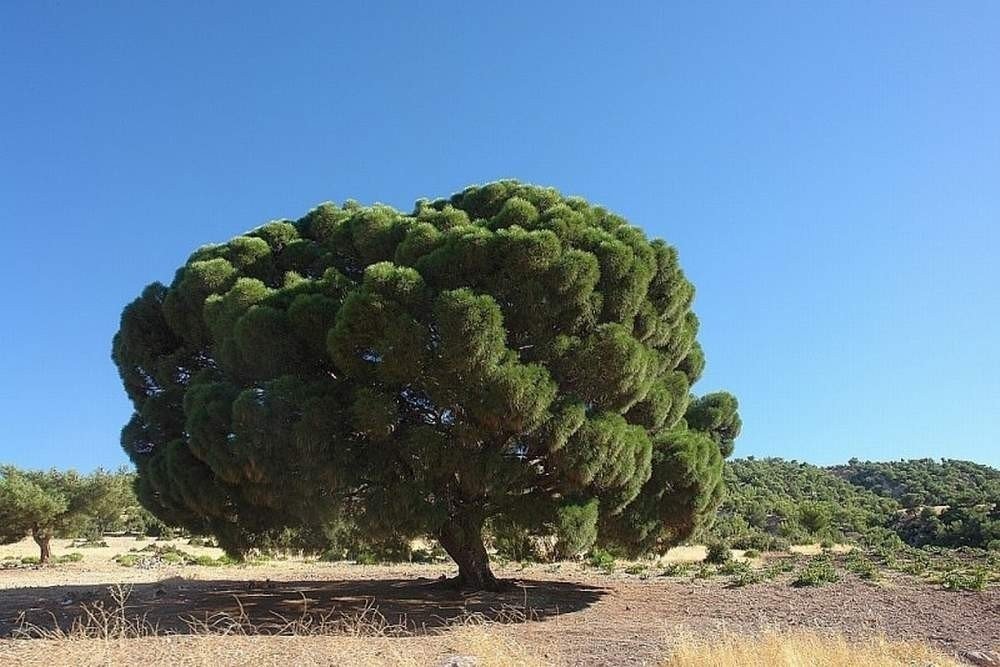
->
<box><xmin>438</xmin><ymin>656</ymin><xmax>477</xmax><ymax>667</ymax></box>
<box><xmin>962</xmin><ymin>650</ymin><xmax>1000</xmax><ymax>667</ymax></box>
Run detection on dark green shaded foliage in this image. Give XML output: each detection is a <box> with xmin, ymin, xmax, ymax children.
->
<box><xmin>894</xmin><ymin>505</ymin><xmax>1000</xmax><ymax>549</ymax></box>
<box><xmin>707</xmin><ymin>458</ymin><xmax>898</xmax><ymax>549</ymax></box>
<box><xmin>685</xmin><ymin>393</ymin><xmax>742</xmax><ymax>458</ymax></box>
<box><xmin>112</xmin><ymin>180</ymin><xmax>739</xmax><ymax>588</ymax></box>
<box><xmin>830</xmin><ymin>458</ymin><xmax>1000</xmax><ymax>508</ymax></box>
<box><xmin>708</xmin><ymin>457</ymin><xmax>1000</xmax><ymax>552</ymax></box>
<box><xmin>705</xmin><ymin>541</ymin><xmax>733</xmax><ymax>564</ymax></box>
<box><xmin>489</xmin><ymin>518</ymin><xmax>544</xmax><ymax>563</ymax></box>
<box><xmin>552</xmin><ymin>498</ymin><xmax>600</xmax><ymax>560</ymax></box>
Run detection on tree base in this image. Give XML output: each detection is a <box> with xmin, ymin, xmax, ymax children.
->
<box><xmin>437</xmin><ymin>515</ymin><xmax>504</xmax><ymax>592</ymax></box>
<box><xmin>437</xmin><ymin>573</ymin><xmax>509</xmax><ymax>593</ymax></box>
<box><xmin>33</xmin><ymin>534</ymin><xmax>52</xmax><ymax>564</ymax></box>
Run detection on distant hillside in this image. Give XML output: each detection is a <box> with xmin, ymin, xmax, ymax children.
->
<box><xmin>708</xmin><ymin>457</ymin><xmax>898</xmax><ymax>550</ymax></box>
<box><xmin>827</xmin><ymin>458</ymin><xmax>1000</xmax><ymax>508</ymax></box>
<box><xmin>708</xmin><ymin>457</ymin><xmax>1000</xmax><ymax>551</ymax></box>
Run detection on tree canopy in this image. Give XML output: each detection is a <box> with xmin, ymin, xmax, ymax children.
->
<box><xmin>0</xmin><ymin>467</ymin><xmax>98</xmax><ymax>562</ymax></box>
<box><xmin>112</xmin><ymin>180</ymin><xmax>740</xmax><ymax>588</ymax></box>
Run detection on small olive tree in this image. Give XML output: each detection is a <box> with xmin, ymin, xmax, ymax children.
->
<box><xmin>0</xmin><ymin>467</ymin><xmax>94</xmax><ymax>562</ymax></box>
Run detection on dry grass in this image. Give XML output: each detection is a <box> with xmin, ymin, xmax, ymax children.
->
<box><xmin>0</xmin><ymin>536</ymin><xmax>459</xmax><ymax>590</ymax></box>
<box><xmin>664</xmin><ymin>629</ymin><xmax>961</xmax><ymax>666</ymax></box>
<box><xmin>0</xmin><ymin>628</ymin><xmax>547</xmax><ymax>666</ymax></box>
<box><xmin>4</xmin><ymin>618</ymin><xmax>963</xmax><ymax>667</ymax></box>
<box><xmin>788</xmin><ymin>543</ymin><xmax>853</xmax><ymax>556</ymax></box>
<box><xmin>0</xmin><ymin>583</ymin><xmax>550</xmax><ymax>667</ymax></box>
<box><xmin>652</xmin><ymin>542</ymin><xmax>851</xmax><ymax>564</ymax></box>
<box><xmin>0</xmin><ymin>536</ymin><xmax>227</xmax><ymax>564</ymax></box>
<box><xmin>1</xmin><ymin>537</ymin><xmax>990</xmax><ymax>665</ymax></box>
<box><xmin>658</xmin><ymin>545</ymin><xmax>708</xmax><ymax>563</ymax></box>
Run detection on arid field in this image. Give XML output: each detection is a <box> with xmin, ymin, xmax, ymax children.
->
<box><xmin>1</xmin><ymin>537</ymin><xmax>997</xmax><ymax>666</ymax></box>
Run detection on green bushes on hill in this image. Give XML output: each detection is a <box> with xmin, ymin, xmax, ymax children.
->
<box><xmin>706</xmin><ymin>458</ymin><xmax>897</xmax><ymax>549</ymax></box>
<box><xmin>830</xmin><ymin>458</ymin><xmax>1000</xmax><ymax>507</ymax></box>
<box><xmin>705</xmin><ymin>457</ymin><xmax>999</xmax><ymax>551</ymax></box>
<box><xmin>4</xmin><ymin>455</ymin><xmax>996</xmax><ymax>566</ymax></box>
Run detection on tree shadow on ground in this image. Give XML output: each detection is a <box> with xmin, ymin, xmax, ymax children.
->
<box><xmin>0</xmin><ymin>576</ymin><xmax>608</xmax><ymax>637</ymax></box>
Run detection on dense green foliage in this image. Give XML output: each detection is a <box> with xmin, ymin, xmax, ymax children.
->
<box><xmin>893</xmin><ymin>506</ymin><xmax>1000</xmax><ymax>550</ymax></box>
<box><xmin>833</xmin><ymin>459</ymin><xmax>1000</xmax><ymax>550</ymax></box>
<box><xmin>0</xmin><ymin>466</ymin><xmax>169</xmax><ymax>562</ymax></box>
<box><xmin>708</xmin><ymin>457</ymin><xmax>1000</xmax><ymax>551</ymax></box>
<box><xmin>4</xmin><ymin>455</ymin><xmax>996</xmax><ymax>568</ymax></box>
<box><xmin>111</xmin><ymin>180</ymin><xmax>739</xmax><ymax>587</ymax></box>
<box><xmin>0</xmin><ymin>467</ymin><xmax>121</xmax><ymax>562</ymax></box>
<box><xmin>830</xmin><ymin>458</ymin><xmax>1000</xmax><ymax>508</ymax></box>
<box><xmin>708</xmin><ymin>458</ymin><xmax>898</xmax><ymax>549</ymax></box>
<box><xmin>80</xmin><ymin>468</ymin><xmax>168</xmax><ymax>536</ymax></box>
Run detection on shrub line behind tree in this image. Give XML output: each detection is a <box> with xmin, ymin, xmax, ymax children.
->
<box><xmin>706</xmin><ymin>457</ymin><xmax>1000</xmax><ymax>552</ymax></box>
<box><xmin>2</xmin><ymin>455</ymin><xmax>997</xmax><ymax>565</ymax></box>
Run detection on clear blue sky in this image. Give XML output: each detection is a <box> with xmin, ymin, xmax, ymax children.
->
<box><xmin>1</xmin><ymin>2</ymin><xmax>997</xmax><ymax>471</ymax></box>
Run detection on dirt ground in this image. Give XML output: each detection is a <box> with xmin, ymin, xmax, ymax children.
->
<box><xmin>1</xmin><ymin>537</ymin><xmax>997</xmax><ymax>665</ymax></box>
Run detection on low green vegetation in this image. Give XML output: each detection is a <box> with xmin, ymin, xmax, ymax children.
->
<box><xmin>623</xmin><ymin>563</ymin><xmax>647</xmax><ymax>576</ymax></box>
<box><xmin>829</xmin><ymin>458</ymin><xmax>1000</xmax><ymax>508</ymax></box>
<box><xmin>2</xmin><ymin>550</ymin><xmax>86</xmax><ymax>568</ymax></box>
<box><xmin>112</xmin><ymin>553</ymin><xmax>140</xmax><ymax>567</ymax></box>
<box><xmin>938</xmin><ymin>567</ymin><xmax>988</xmax><ymax>592</ymax></box>
<box><xmin>586</xmin><ymin>548</ymin><xmax>617</xmax><ymax>574</ymax></box>
<box><xmin>693</xmin><ymin>563</ymin><xmax>716</xmax><ymax>579</ymax></box>
<box><xmin>705</xmin><ymin>542</ymin><xmax>733</xmax><ymax>564</ymax></box>
<box><xmin>71</xmin><ymin>538</ymin><xmax>109</xmax><ymax>548</ymax></box>
<box><xmin>726</xmin><ymin>561</ymin><xmax>765</xmax><ymax>587</ymax></box>
<box><xmin>660</xmin><ymin>562</ymin><xmax>692</xmax><ymax>577</ymax></box>
<box><xmin>55</xmin><ymin>551</ymin><xmax>84</xmax><ymax>564</ymax></box>
<box><xmin>717</xmin><ymin>560</ymin><xmax>750</xmax><ymax>576</ymax></box>
<box><xmin>844</xmin><ymin>549</ymin><xmax>879</xmax><ymax>581</ymax></box>
<box><xmin>793</xmin><ymin>555</ymin><xmax>840</xmax><ymax>587</ymax></box>
<box><xmin>112</xmin><ymin>544</ymin><xmax>237</xmax><ymax>568</ymax></box>
<box><xmin>763</xmin><ymin>558</ymin><xmax>798</xmax><ymax>579</ymax></box>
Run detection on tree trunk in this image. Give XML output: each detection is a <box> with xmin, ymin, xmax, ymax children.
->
<box><xmin>438</xmin><ymin>514</ymin><xmax>501</xmax><ymax>591</ymax></box>
<box><xmin>33</xmin><ymin>532</ymin><xmax>52</xmax><ymax>564</ymax></box>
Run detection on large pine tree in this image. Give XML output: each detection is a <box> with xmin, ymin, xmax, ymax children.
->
<box><xmin>113</xmin><ymin>181</ymin><xmax>739</xmax><ymax>589</ymax></box>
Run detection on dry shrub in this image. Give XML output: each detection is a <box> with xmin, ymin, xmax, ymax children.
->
<box><xmin>1</xmin><ymin>584</ymin><xmax>549</xmax><ymax>667</ymax></box>
<box><xmin>664</xmin><ymin>629</ymin><xmax>960</xmax><ymax>667</ymax></box>
<box><xmin>179</xmin><ymin>594</ymin><xmax>411</xmax><ymax>638</ymax></box>
<box><xmin>12</xmin><ymin>584</ymin><xmax>159</xmax><ymax>640</ymax></box>
<box><xmin>1</xmin><ymin>636</ymin><xmax>424</xmax><ymax>666</ymax></box>
<box><xmin>437</xmin><ymin>606</ymin><xmax>551</xmax><ymax>666</ymax></box>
